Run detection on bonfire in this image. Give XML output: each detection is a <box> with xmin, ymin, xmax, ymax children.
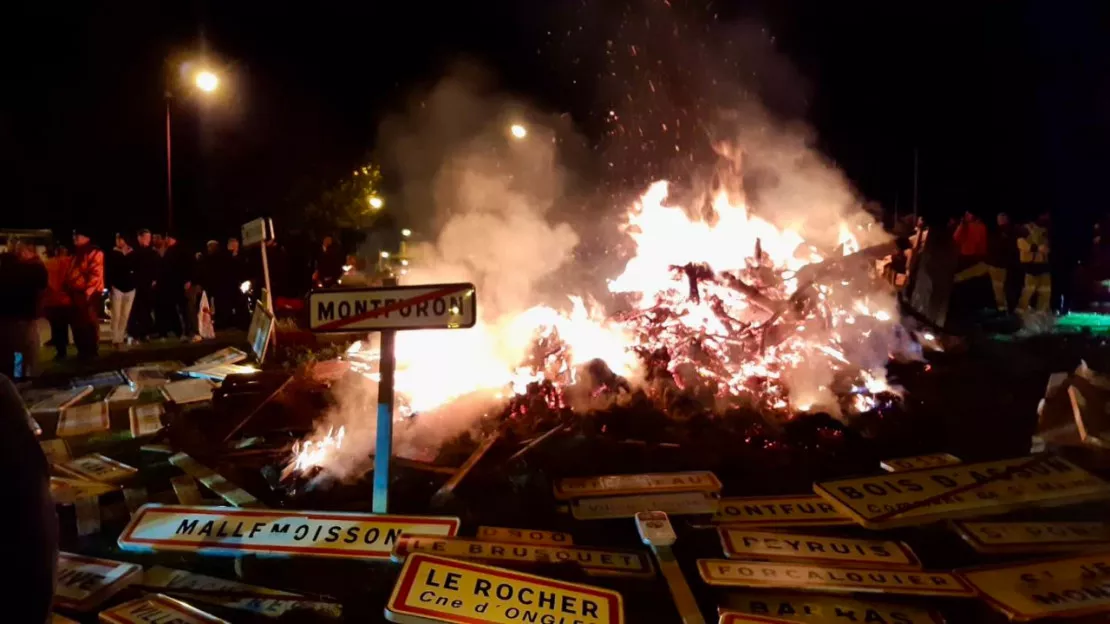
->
<box><xmin>289</xmin><ymin>178</ymin><xmax>916</xmax><ymax>480</ymax></box>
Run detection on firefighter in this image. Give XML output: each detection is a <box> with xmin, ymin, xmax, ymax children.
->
<box><xmin>953</xmin><ymin>212</ymin><xmax>1014</xmax><ymax>313</ymax></box>
<box><xmin>1017</xmin><ymin>213</ymin><xmax>1052</xmax><ymax>313</ymax></box>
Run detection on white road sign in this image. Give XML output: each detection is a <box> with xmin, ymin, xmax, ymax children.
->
<box><xmin>309</xmin><ymin>283</ymin><xmax>477</xmax><ymax>332</ymax></box>
<box><xmin>241</xmin><ymin>217</ymin><xmax>273</xmax><ymax>248</ymax></box>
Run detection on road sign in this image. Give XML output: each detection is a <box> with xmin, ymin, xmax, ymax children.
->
<box><xmin>118</xmin><ymin>504</ymin><xmax>460</xmax><ymax>560</ymax></box>
<box><xmin>880</xmin><ymin>453</ymin><xmax>962</xmax><ymax>472</ymax></box>
<box><xmin>570</xmin><ymin>491</ymin><xmax>719</xmax><ymax>520</ymax></box>
<box><xmin>958</xmin><ymin>551</ymin><xmax>1110</xmax><ymax>621</ymax></box>
<box><xmin>721</xmin><ymin>591</ymin><xmax>944</xmax><ymax>624</ymax></box>
<box><xmin>697</xmin><ymin>560</ymin><xmax>974</xmax><ymax>597</ymax></box>
<box><xmin>476</xmin><ymin>526</ymin><xmax>573</xmax><ymax>546</ymax></box>
<box><xmin>240</xmin><ymin>217</ymin><xmax>273</xmax><ymax>248</ymax></box>
<box><xmin>712</xmin><ymin>495</ymin><xmax>853</xmax><ymax>527</ymax></box>
<box><xmin>129</xmin><ymin>403</ymin><xmax>165</xmax><ymax>437</ymax></box>
<box><xmin>554</xmin><ymin>471</ymin><xmax>722</xmax><ymax>500</ymax></box>
<box><xmin>99</xmin><ymin>593</ymin><xmax>227</xmax><ymax>624</ymax></box>
<box><xmin>53</xmin><ymin>552</ymin><xmax>142</xmax><ymax>611</ymax></box>
<box><xmin>385</xmin><ymin>553</ymin><xmax>624</xmax><ymax>624</ymax></box>
<box><xmin>55</xmin><ymin>401</ymin><xmax>109</xmax><ymax>437</ymax></box>
<box><xmin>719</xmin><ymin>614</ymin><xmax>824</xmax><ymax>624</ymax></box>
<box><xmin>718</xmin><ymin>529</ymin><xmax>920</xmax><ymax>569</ymax></box>
<box><xmin>813</xmin><ymin>455</ymin><xmax>1110</xmax><ymax>529</ymax></box>
<box><xmin>951</xmin><ymin>520</ymin><xmax>1110</xmax><ymax>554</ymax></box>
<box><xmin>57</xmin><ymin>453</ymin><xmax>137</xmax><ymax>483</ymax></box>
<box><xmin>142</xmin><ymin>566</ymin><xmax>342</xmax><ymax>619</ymax></box>
<box><xmin>50</xmin><ymin>477</ymin><xmax>118</xmax><ymax>505</ymax></box>
<box><xmin>635</xmin><ymin>512</ymin><xmax>705</xmax><ymax>624</ymax></box>
<box><xmin>309</xmin><ymin>283</ymin><xmax>477</xmax><ymax>332</ymax></box>
<box><xmin>170</xmin><ymin>452</ymin><xmax>262</xmax><ymax>508</ymax></box>
<box><xmin>392</xmin><ymin>535</ymin><xmax>654</xmax><ymax>579</ymax></box>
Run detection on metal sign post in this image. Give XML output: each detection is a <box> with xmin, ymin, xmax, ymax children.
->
<box><xmin>307</xmin><ymin>282</ymin><xmax>477</xmax><ymax>513</ymax></box>
<box><xmin>373</xmin><ymin>279</ymin><xmax>398</xmax><ymax>513</ymax></box>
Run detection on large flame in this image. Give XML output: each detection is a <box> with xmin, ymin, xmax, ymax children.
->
<box><xmin>290</xmin><ymin>179</ymin><xmax>902</xmax><ymax>478</ymax></box>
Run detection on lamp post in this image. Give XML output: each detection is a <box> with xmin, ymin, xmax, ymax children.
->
<box><xmin>165</xmin><ymin>67</ymin><xmax>220</xmax><ymax>231</ymax></box>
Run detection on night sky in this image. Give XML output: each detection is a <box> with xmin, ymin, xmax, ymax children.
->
<box><xmin>3</xmin><ymin>1</ymin><xmax>1109</xmax><ymax>258</ymax></box>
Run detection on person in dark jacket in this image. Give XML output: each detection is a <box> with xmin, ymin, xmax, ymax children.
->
<box><xmin>215</xmin><ymin>237</ymin><xmax>250</xmax><ymax>329</ymax></box>
<box><xmin>154</xmin><ymin>233</ymin><xmax>190</xmax><ymax>338</ymax></box>
<box><xmin>0</xmin><ymin>375</ymin><xmax>57</xmax><ymax>622</ymax></box>
<box><xmin>106</xmin><ymin>233</ymin><xmax>136</xmax><ymax>348</ymax></box>
<box><xmin>0</xmin><ymin>240</ymin><xmax>48</xmax><ymax>378</ymax></box>
<box><xmin>128</xmin><ymin>228</ymin><xmax>159</xmax><ymax>341</ymax></box>
<box><xmin>313</xmin><ymin>235</ymin><xmax>345</xmax><ymax>287</ymax></box>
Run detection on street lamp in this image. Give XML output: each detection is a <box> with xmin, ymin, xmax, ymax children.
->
<box><xmin>401</xmin><ymin>228</ymin><xmax>411</xmax><ymax>237</ymax></box>
<box><xmin>165</xmin><ymin>64</ymin><xmax>221</xmax><ymax>231</ymax></box>
<box><xmin>369</xmin><ymin>196</ymin><xmax>384</xmax><ymax>210</ymax></box>
<box><xmin>509</xmin><ymin>124</ymin><xmax>527</xmax><ymax>139</ymax></box>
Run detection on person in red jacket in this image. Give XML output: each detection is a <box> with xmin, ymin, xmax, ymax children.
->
<box><xmin>43</xmin><ymin>245</ymin><xmax>73</xmax><ymax>360</ymax></box>
<box><xmin>65</xmin><ymin>227</ymin><xmax>105</xmax><ymax>360</ymax></box>
<box><xmin>952</xmin><ymin>211</ymin><xmax>989</xmax><ymax>263</ymax></box>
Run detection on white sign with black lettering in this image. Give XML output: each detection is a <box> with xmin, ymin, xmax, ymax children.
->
<box><xmin>958</xmin><ymin>552</ymin><xmax>1110</xmax><ymax>620</ymax></box>
<box><xmin>309</xmin><ymin>283</ymin><xmax>477</xmax><ymax>332</ymax></box>
<box><xmin>241</xmin><ymin>217</ymin><xmax>273</xmax><ymax>248</ymax></box>
<box><xmin>117</xmin><ymin>504</ymin><xmax>460</xmax><ymax>560</ymax></box>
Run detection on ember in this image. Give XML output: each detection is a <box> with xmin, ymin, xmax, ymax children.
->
<box><xmin>291</xmin><ymin>165</ymin><xmax>914</xmax><ymax>479</ymax></box>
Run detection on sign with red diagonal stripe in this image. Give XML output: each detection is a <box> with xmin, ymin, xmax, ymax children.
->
<box><xmin>309</xmin><ymin>283</ymin><xmax>477</xmax><ymax>332</ymax></box>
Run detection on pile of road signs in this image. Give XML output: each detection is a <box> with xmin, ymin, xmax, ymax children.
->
<box><xmin>699</xmin><ymin>452</ymin><xmax>1110</xmax><ymax>622</ymax></box>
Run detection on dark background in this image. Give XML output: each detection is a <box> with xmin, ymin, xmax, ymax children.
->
<box><xmin>2</xmin><ymin>1</ymin><xmax>1108</xmax><ymax>258</ymax></box>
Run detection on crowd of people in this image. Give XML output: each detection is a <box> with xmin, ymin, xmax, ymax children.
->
<box><xmin>951</xmin><ymin>211</ymin><xmax>1054</xmax><ymax>314</ymax></box>
<box><xmin>0</xmin><ymin>227</ymin><xmax>351</xmax><ymax>379</ymax></box>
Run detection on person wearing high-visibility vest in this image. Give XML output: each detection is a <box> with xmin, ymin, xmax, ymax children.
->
<box><xmin>1017</xmin><ymin>213</ymin><xmax>1052</xmax><ymax>313</ymax></box>
<box><xmin>954</xmin><ymin>212</ymin><xmax>1015</xmax><ymax>312</ymax></box>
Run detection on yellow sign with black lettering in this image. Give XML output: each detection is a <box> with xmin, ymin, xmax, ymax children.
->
<box><xmin>99</xmin><ymin>593</ymin><xmax>228</xmax><ymax>623</ymax></box>
<box><xmin>880</xmin><ymin>453</ymin><xmax>961</xmax><ymax>472</ymax></box>
<box><xmin>959</xmin><ymin>552</ymin><xmax>1110</xmax><ymax>621</ymax></box>
<box><xmin>53</xmin><ymin>552</ymin><xmax>141</xmax><ymax>611</ymax></box>
<box><xmin>477</xmin><ymin>526</ymin><xmax>573</xmax><ymax>546</ymax></box>
<box><xmin>814</xmin><ymin>455</ymin><xmax>1110</xmax><ymax>529</ymax></box>
<box><xmin>57</xmin><ymin>453</ymin><xmax>137</xmax><ymax>483</ymax></box>
<box><xmin>386</xmin><ymin>552</ymin><xmax>624</xmax><ymax>624</ymax></box>
<box><xmin>712</xmin><ymin>495</ymin><xmax>853</xmax><ymax>527</ymax></box>
<box><xmin>719</xmin><ymin>615</ymin><xmax>803</xmax><ymax>624</ymax></box>
<box><xmin>393</xmin><ymin>535</ymin><xmax>654</xmax><ymax>578</ymax></box>
<box><xmin>718</xmin><ymin>530</ymin><xmax>920</xmax><ymax>569</ymax></box>
<box><xmin>554</xmin><ymin>471</ymin><xmax>721</xmax><ymax>500</ymax></box>
<box><xmin>722</xmin><ymin>592</ymin><xmax>944</xmax><ymax>624</ymax></box>
<box><xmin>952</xmin><ymin>520</ymin><xmax>1110</xmax><ymax>554</ymax></box>
<box><xmin>697</xmin><ymin>560</ymin><xmax>974</xmax><ymax>597</ymax></box>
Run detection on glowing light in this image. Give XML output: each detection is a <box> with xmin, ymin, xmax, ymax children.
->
<box><xmin>368</xmin><ymin>196</ymin><xmax>384</xmax><ymax>209</ymax></box>
<box><xmin>401</xmin><ymin>228</ymin><xmax>412</xmax><ymax>237</ymax></box>
<box><xmin>239</xmin><ymin>280</ymin><xmax>251</xmax><ymax>294</ymax></box>
<box><xmin>509</xmin><ymin>124</ymin><xmax>527</xmax><ymax>139</ymax></box>
<box><xmin>380</xmin><ymin>251</ymin><xmax>390</xmax><ymax>259</ymax></box>
<box><xmin>194</xmin><ymin>70</ymin><xmax>219</xmax><ymax>93</ymax></box>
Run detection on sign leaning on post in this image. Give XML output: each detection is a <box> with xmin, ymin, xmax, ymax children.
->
<box><xmin>241</xmin><ymin>217</ymin><xmax>275</xmax><ymax>316</ymax></box>
<box><xmin>308</xmin><ymin>282</ymin><xmax>477</xmax><ymax>513</ymax></box>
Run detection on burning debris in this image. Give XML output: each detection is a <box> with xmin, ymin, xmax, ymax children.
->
<box><xmin>289</xmin><ymin>177</ymin><xmax>916</xmax><ymax>482</ymax></box>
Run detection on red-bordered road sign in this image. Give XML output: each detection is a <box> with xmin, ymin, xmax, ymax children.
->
<box><xmin>309</xmin><ymin>283</ymin><xmax>477</xmax><ymax>333</ymax></box>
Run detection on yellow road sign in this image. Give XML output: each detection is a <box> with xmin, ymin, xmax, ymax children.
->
<box><xmin>50</xmin><ymin>477</ymin><xmax>118</xmax><ymax>506</ymax></box>
<box><xmin>697</xmin><ymin>560</ymin><xmax>974</xmax><ymax>597</ymax></box>
<box><xmin>98</xmin><ymin>593</ymin><xmax>228</xmax><ymax>623</ymax></box>
<box><xmin>56</xmin><ymin>401</ymin><xmax>109</xmax><ymax>437</ymax></box>
<box><xmin>713</xmin><ymin>495</ymin><xmax>853</xmax><ymax>527</ymax></box>
<box><xmin>385</xmin><ymin>553</ymin><xmax>624</xmax><ymax>624</ymax></box>
<box><xmin>570</xmin><ymin>491</ymin><xmax>719</xmax><ymax>519</ymax></box>
<box><xmin>721</xmin><ymin>591</ymin><xmax>944</xmax><ymax>624</ymax></box>
<box><xmin>554</xmin><ymin>471</ymin><xmax>722</xmax><ymax>500</ymax></box>
<box><xmin>129</xmin><ymin>403</ymin><xmax>165</xmax><ymax>437</ymax></box>
<box><xmin>53</xmin><ymin>552</ymin><xmax>141</xmax><ymax>612</ymax></box>
<box><xmin>958</xmin><ymin>551</ymin><xmax>1110</xmax><ymax>621</ymax></box>
<box><xmin>719</xmin><ymin>614</ymin><xmax>802</xmax><ymax>624</ymax></box>
<box><xmin>814</xmin><ymin>455</ymin><xmax>1110</xmax><ymax>529</ymax></box>
<box><xmin>57</xmin><ymin>453</ymin><xmax>137</xmax><ymax>483</ymax></box>
<box><xmin>718</xmin><ymin>530</ymin><xmax>920</xmax><ymax>569</ymax></box>
<box><xmin>880</xmin><ymin>453</ymin><xmax>962</xmax><ymax>473</ymax></box>
<box><xmin>477</xmin><ymin>526</ymin><xmax>573</xmax><ymax>546</ymax></box>
<box><xmin>40</xmin><ymin>439</ymin><xmax>70</xmax><ymax>464</ymax></box>
<box><xmin>118</xmin><ymin>504</ymin><xmax>459</xmax><ymax>561</ymax></box>
<box><xmin>392</xmin><ymin>535</ymin><xmax>654</xmax><ymax>578</ymax></box>
<box><xmin>142</xmin><ymin>566</ymin><xmax>342</xmax><ymax>618</ymax></box>
<box><xmin>952</xmin><ymin>521</ymin><xmax>1110</xmax><ymax>554</ymax></box>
